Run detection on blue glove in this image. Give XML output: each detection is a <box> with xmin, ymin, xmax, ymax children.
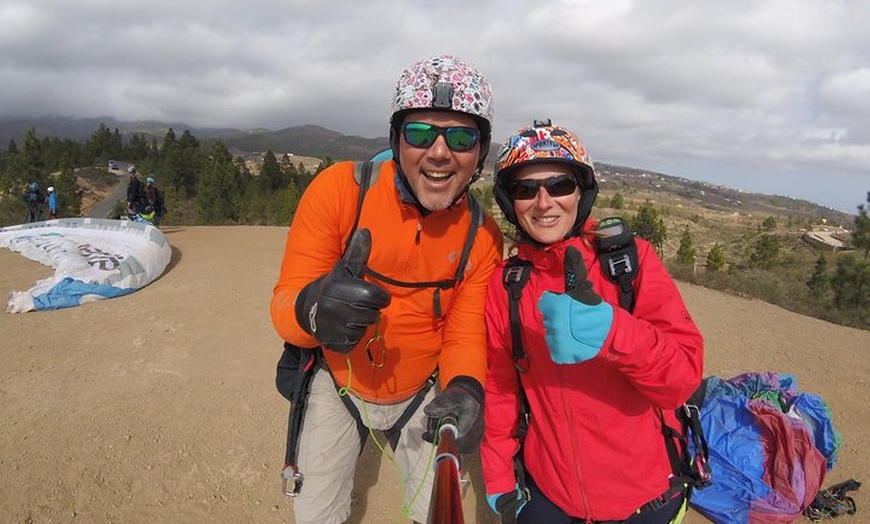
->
<box><xmin>538</xmin><ymin>246</ymin><xmax>614</xmax><ymax>364</ymax></box>
<box><xmin>486</xmin><ymin>484</ymin><xmax>528</xmax><ymax>522</ymax></box>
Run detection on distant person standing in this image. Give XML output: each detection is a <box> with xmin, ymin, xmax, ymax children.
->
<box><xmin>126</xmin><ymin>167</ymin><xmax>144</xmax><ymax>218</ymax></box>
<box><xmin>47</xmin><ymin>186</ymin><xmax>58</xmax><ymax>219</ymax></box>
<box><xmin>23</xmin><ymin>182</ymin><xmax>45</xmax><ymax>223</ymax></box>
<box><xmin>145</xmin><ymin>176</ymin><xmax>166</xmax><ymax>227</ymax></box>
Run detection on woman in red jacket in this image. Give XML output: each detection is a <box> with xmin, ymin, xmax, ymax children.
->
<box><xmin>481</xmin><ymin>120</ymin><xmax>704</xmax><ymax>523</ymax></box>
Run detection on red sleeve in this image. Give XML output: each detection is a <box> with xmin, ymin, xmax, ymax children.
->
<box><xmin>480</xmin><ymin>264</ymin><xmax>523</xmax><ymax>495</ymax></box>
<box><xmin>599</xmin><ymin>239</ymin><xmax>705</xmax><ymax>409</ymax></box>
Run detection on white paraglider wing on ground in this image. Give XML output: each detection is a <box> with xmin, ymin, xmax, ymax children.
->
<box><xmin>0</xmin><ymin>218</ymin><xmax>172</xmax><ymax>312</ymax></box>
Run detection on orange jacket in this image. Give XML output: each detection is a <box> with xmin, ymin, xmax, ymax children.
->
<box><xmin>271</xmin><ymin>161</ymin><xmax>504</xmax><ymax>403</ymax></box>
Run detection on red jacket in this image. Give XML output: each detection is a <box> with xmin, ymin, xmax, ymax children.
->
<box><xmin>271</xmin><ymin>161</ymin><xmax>503</xmax><ymax>402</ymax></box>
<box><xmin>481</xmin><ymin>226</ymin><xmax>704</xmax><ymax>520</ymax></box>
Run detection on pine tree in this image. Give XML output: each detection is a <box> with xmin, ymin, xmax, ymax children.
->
<box><xmin>830</xmin><ymin>255</ymin><xmax>869</xmax><ymax>308</ymax></box>
<box><xmin>632</xmin><ymin>200</ymin><xmax>667</xmax><ymax>256</ymax></box>
<box><xmin>19</xmin><ymin>128</ymin><xmax>49</xmax><ymax>194</ymax></box>
<box><xmin>675</xmin><ymin>225</ymin><xmax>696</xmax><ymax>265</ymax></box>
<box><xmin>610</xmin><ymin>193</ymin><xmax>625</xmax><ymax>209</ymax></box>
<box><xmin>706</xmin><ymin>242</ymin><xmax>726</xmax><ymax>272</ymax></box>
<box><xmin>56</xmin><ymin>154</ymin><xmax>82</xmax><ymax>217</ymax></box>
<box><xmin>259</xmin><ymin>150</ymin><xmax>283</xmax><ymax>192</ymax></box>
<box><xmin>853</xmin><ymin>201</ymin><xmax>870</xmax><ymax>259</ymax></box>
<box><xmin>806</xmin><ymin>254</ymin><xmax>829</xmax><ymax>298</ymax></box>
<box><xmin>196</xmin><ymin>143</ymin><xmax>242</xmax><ymax>224</ymax></box>
<box><xmin>749</xmin><ymin>234</ymin><xmax>781</xmax><ymax>270</ymax></box>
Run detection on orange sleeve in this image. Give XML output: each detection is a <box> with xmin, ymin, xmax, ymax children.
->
<box><xmin>270</xmin><ymin>162</ymin><xmax>358</xmax><ymax>347</ymax></box>
<box><xmin>437</xmin><ymin>215</ymin><xmax>504</xmax><ymax>388</ymax></box>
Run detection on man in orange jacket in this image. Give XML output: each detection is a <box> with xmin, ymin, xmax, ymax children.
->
<box><xmin>270</xmin><ymin>55</ymin><xmax>503</xmax><ymax>524</ymax></box>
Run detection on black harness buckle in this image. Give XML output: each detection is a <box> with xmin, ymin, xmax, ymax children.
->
<box><xmin>607</xmin><ymin>252</ymin><xmax>633</xmax><ymax>277</ymax></box>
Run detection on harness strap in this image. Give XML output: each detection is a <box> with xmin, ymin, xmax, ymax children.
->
<box><xmin>352</xmin><ymin>159</ymin><xmax>485</xmax><ymax>318</ymax></box>
<box><xmin>502</xmin><ymin>257</ymin><xmax>532</xmax><ymax>373</ymax></box>
<box><xmin>595</xmin><ymin>217</ymin><xmax>639</xmax><ymax>313</ymax></box>
<box><xmin>659</xmin><ymin>379</ymin><xmax>713</xmax><ymax>494</ymax></box>
<box><xmin>347</xmin><ymin>160</ymin><xmax>380</xmax><ymax>250</ymax></box>
<box><xmin>335</xmin><ymin>384</ymin><xmax>373</xmax><ymax>455</ymax></box>
<box><xmin>335</xmin><ymin>372</ymin><xmax>439</xmax><ymax>451</ymax></box>
<box><xmin>282</xmin><ymin>352</ymin><xmax>320</xmax><ymax>462</ymax></box>
<box><xmin>365</xmin><ymin>194</ymin><xmax>484</xmax><ymax>318</ymax></box>
<box><xmin>383</xmin><ymin>373</ymin><xmax>438</xmax><ymax>449</ymax></box>
<box><xmin>502</xmin><ymin>256</ymin><xmax>534</xmax><ymax>498</ymax></box>
<box><xmin>280</xmin><ymin>345</ymin><xmax>321</xmax><ymax>497</ymax></box>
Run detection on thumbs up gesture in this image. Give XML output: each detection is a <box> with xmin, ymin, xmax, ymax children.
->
<box><xmin>538</xmin><ymin>247</ymin><xmax>614</xmax><ymax>364</ymax></box>
<box><xmin>295</xmin><ymin>228</ymin><xmax>392</xmax><ymax>353</ymax></box>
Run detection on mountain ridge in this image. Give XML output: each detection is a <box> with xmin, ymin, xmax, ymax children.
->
<box><xmin>0</xmin><ymin>115</ymin><xmax>857</xmax><ymax>223</ymax></box>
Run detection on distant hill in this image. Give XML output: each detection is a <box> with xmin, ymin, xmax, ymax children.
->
<box><xmin>0</xmin><ymin>115</ymin><xmax>244</xmax><ymax>145</ymax></box>
<box><xmin>224</xmin><ymin>124</ymin><xmax>390</xmax><ymax>161</ymax></box>
<box><xmin>594</xmin><ymin>164</ymin><xmax>856</xmax><ymax>226</ymax></box>
<box><xmin>0</xmin><ymin>115</ymin><xmax>856</xmax><ymax>224</ymax></box>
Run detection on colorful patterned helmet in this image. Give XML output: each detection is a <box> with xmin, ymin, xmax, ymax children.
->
<box><xmin>493</xmin><ymin>119</ymin><xmax>599</xmax><ymax>238</ymax></box>
<box><xmin>147</xmin><ymin>176</ymin><xmax>155</xmax><ymax>183</ymax></box>
<box><xmin>389</xmin><ymin>55</ymin><xmax>494</xmax><ymax>170</ymax></box>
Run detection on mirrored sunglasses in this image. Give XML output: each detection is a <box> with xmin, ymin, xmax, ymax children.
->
<box><xmin>509</xmin><ymin>174</ymin><xmax>579</xmax><ymax>200</ymax></box>
<box><xmin>402</xmin><ymin>122</ymin><xmax>480</xmax><ymax>152</ymax></box>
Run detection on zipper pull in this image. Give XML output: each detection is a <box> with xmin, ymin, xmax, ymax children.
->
<box><xmin>415</xmin><ymin>220</ymin><xmax>422</xmax><ymax>244</ymax></box>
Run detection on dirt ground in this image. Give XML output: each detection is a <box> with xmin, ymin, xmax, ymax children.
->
<box><xmin>1</xmin><ymin>225</ymin><xmax>867</xmax><ymax>524</ymax></box>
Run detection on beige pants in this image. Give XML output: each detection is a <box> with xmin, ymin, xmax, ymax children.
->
<box><xmin>292</xmin><ymin>367</ymin><xmax>438</xmax><ymax>524</ymax></box>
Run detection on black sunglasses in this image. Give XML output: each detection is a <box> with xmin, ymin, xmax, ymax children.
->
<box><xmin>509</xmin><ymin>174</ymin><xmax>579</xmax><ymax>200</ymax></box>
<box><xmin>402</xmin><ymin>122</ymin><xmax>481</xmax><ymax>152</ymax></box>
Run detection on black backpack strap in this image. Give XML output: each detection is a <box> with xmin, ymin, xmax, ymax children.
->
<box><xmin>502</xmin><ymin>257</ymin><xmax>532</xmax><ymax>373</ymax></box>
<box><xmin>277</xmin><ymin>344</ymin><xmax>322</xmax><ymax>497</ymax></box>
<box><xmin>595</xmin><ymin>216</ymin><xmax>639</xmax><ymax>313</ymax></box>
<box><xmin>679</xmin><ymin>378</ymin><xmax>712</xmax><ymax>490</ymax></box>
<box><xmin>383</xmin><ymin>373</ymin><xmax>438</xmax><ymax>450</ymax></box>
<box><xmin>363</xmin><ymin>189</ymin><xmax>484</xmax><ymax>319</ymax></box>
<box><xmin>658</xmin><ymin>379</ymin><xmax>713</xmax><ymax>502</ymax></box>
<box><xmin>454</xmin><ymin>193</ymin><xmax>484</xmax><ymax>284</ymax></box>
<box><xmin>501</xmin><ymin>256</ymin><xmax>534</xmax><ymax>502</ymax></box>
<box><xmin>347</xmin><ymin>160</ymin><xmax>381</xmax><ymax>250</ymax></box>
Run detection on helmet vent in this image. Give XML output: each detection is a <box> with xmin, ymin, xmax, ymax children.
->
<box><xmin>431</xmin><ymin>82</ymin><xmax>454</xmax><ymax>109</ymax></box>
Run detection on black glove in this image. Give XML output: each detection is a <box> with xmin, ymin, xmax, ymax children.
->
<box><xmin>295</xmin><ymin>228</ymin><xmax>391</xmax><ymax>353</ymax></box>
<box><xmin>423</xmin><ymin>376</ymin><xmax>484</xmax><ymax>454</ymax></box>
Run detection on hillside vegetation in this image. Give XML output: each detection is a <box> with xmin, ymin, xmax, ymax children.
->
<box><xmin>1</xmin><ymin>122</ymin><xmax>867</xmax><ymax>330</ymax></box>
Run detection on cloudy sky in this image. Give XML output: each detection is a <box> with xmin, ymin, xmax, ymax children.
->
<box><xmin>2</xmin><ymin>0</ymin><xmax>868</xmax><ymax>213</ymax></box>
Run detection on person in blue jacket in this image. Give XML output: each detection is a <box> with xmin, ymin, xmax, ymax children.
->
<box><xmin>47</xmin><ymin>186</ymin><xmax>58</xmax><ymax>219</ymax></box>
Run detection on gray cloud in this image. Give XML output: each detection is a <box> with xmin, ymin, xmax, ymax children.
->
<box><xmin>1</xmin><ymin>0</ymin><xmax>867</xmax><ymax>212</ymax></box>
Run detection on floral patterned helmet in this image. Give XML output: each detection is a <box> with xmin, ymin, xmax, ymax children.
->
<box><xmin>390</xmin><ymin>55</ymin><xmax>493</xmax><ymax>169</ymax></box>
<box><xmin>493</xmin><ymin>120</ymin><xmax>599</xmax><ymax>237</ymax></box>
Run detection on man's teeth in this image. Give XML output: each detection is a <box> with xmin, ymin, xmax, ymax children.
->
<box><xmin>536</xmin><ymin>217</ymin><xmax>558</xmax><ymax>223</ymax></box>
<box><xmin>424</xmin><ymin>171</ymin><xmax>453</xmax><ymax>180</ymax></box>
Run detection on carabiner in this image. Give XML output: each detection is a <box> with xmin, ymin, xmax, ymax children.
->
<box><xmin>282</xmin><ymin>465</ymin><xmax>304</xmax><ymax>497</ymax></box>
<box><xmin>365</xmin><ymin>315</ymin><xmax>386</xmax><ymax>367</ymax></box>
